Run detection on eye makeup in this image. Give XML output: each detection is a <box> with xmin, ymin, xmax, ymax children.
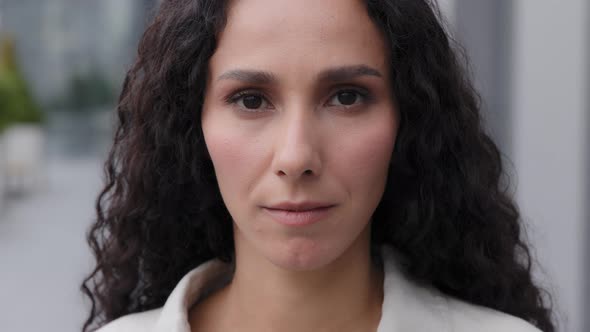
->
<box><xmin>222</xmin><ymin>85</ymin><xmax>375</xmax><ymax>114</ymax></box>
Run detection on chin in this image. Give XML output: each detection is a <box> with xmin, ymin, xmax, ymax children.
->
<box><xmin>265</xmin><ymin>237</ymin><xmax>346</xmax><ymax>271</ymax></box>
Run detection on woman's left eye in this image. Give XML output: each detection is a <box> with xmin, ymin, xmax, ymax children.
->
<box><xmin>326</xmin><ymin>89</ymin><xmax>367</xmax><ymax>108</ymax></box>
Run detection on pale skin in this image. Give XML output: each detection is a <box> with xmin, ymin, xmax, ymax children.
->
<box><xmin>191</xmin><ymin>0</ymin><xmax>399</xmax><ymax>331</ymax></box>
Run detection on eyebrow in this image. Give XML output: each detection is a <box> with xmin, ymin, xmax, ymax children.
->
<box><xmin>216</xmin><ymin>65</ymin><xmax>383</xmax><ymax>85</ymax></box>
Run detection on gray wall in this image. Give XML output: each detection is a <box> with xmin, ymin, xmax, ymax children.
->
<box><xmin>511</xmin><ymin>1</ymin><xmax>588</xmax><ymax>331</ymax></box>
<box><xmin>450</xmin><ymin>1</ymin><xmax>589</xmax><ymax>331</ymax></box>
<box><xmin>454</xmin><ymin>0</ymin><xmax>513</xmax><ymax>156</ymax></box>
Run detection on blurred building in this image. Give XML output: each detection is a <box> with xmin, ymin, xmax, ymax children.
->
<box><xmin>0</xmin><ymin>0</ymin><xmax>158</xmax><ymax>104</ymax></box>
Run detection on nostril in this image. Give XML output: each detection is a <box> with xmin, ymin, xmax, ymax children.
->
<box><xmin>276</xmin><ymin>169</ymin><xmax>315</xmax><ymax>177</ymax></box>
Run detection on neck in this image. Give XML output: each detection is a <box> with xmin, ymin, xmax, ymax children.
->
<box><xmin>222</xmin><ymin>235</ymin><xmax>384</xmax><ymax>332</ymax></box>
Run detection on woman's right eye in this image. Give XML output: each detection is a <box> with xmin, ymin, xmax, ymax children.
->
<box><xmin>227</xmin><ymin>91</ymin><xmax>271</xmax><ymax>112</ymax></box>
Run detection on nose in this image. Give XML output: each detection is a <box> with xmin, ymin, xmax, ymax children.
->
<box><xmin>272</xmin><ymin>110</ymin><xmax>322</xmax><ymax>181</ymax></box>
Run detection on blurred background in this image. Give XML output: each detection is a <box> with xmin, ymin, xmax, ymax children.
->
<box><xmin>0</xmin><ymin>0</ymin><xmax>587</xmax><ymax>331</ymax></box>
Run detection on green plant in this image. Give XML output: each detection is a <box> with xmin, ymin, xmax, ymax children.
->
<box><xmin>0</xmin><ymin>36</ymin><xmax>44</xmax><ymax>132</ymax></box>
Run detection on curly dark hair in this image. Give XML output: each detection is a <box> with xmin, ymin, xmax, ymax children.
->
<box><xmin>81</xmin><ymin>0</ymin><xmax>555</xmax><ymax>331</ymax></box>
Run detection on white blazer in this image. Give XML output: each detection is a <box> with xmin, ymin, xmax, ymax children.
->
<box><xmin>97</xmin><ymin>246</ymin><xmax>542</xmax><ymax>332</ymax></box>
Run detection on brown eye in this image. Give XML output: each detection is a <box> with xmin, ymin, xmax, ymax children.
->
<box><xmin>243</xmin><ymin>95</ymin><xmax>263</xmax><ymax>109</ymax></box>
<box><xmin>226</xmin><ymin>91</ymin><xmax>270</xmax><ymax>112</ymax></box>
<box><xmin>327</xmin><ymin>89</ymin><xmax>367</xmax><ymax>108</ymax></box>
<box><xmin>336</xmin><ymin>91</ymin><xmax>358</xmax><ymax>105</ymax></box>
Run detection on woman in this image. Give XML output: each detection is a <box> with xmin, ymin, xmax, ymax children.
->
<box><xmin>81</xmin><ymin>0</ymin><xmax>555</xmax><ymax>331</ymax></box>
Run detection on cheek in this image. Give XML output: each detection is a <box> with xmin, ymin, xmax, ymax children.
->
<box><xmin>333</xmin><ymin>115</ymin><xmax>397</xmax><ymax>195</ymax></box>
<box><xmin>201</xmin><ymin>116</ymin><xmax>266</xmax><ymax>201</ymax></box>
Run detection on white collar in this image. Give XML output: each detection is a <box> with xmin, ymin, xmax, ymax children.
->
<box><xmin>150</xmin><ymin>245</ymin><xmax>452</xmax><ymax>332</ymax></box>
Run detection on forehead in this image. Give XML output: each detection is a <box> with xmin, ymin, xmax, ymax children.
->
<box><xmin>209</xmin><ymin>0</ymin><xmax>389</xmax><ymax>79</ymax></box>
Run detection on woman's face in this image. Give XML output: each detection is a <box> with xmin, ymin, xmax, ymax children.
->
<box><xmin>202</xmin><ymin>0</ymin><xmax>398</xmax><ymax>271</ymax></box>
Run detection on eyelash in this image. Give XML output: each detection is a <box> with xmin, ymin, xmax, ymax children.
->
<box><xmin>224</xmin><ymin>87</ymin><xmax>371</xmax><ymax>113</ymax></box>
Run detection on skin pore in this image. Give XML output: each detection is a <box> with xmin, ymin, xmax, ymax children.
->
<box><xmin>191</xmin><ymin>0</ymin><xmax>398</xmax><ymax>331</ymax></box>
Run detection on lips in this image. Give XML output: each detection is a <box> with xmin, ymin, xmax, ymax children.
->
<box><xmin>262</xmin><ymin>202</ymin><xmax>336</xmax><ymax>227</ymax></box>
<box><xmin>266</xmin><ymin>201</ymin><xmax>335</xmax><ymax>211</ymax></box>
